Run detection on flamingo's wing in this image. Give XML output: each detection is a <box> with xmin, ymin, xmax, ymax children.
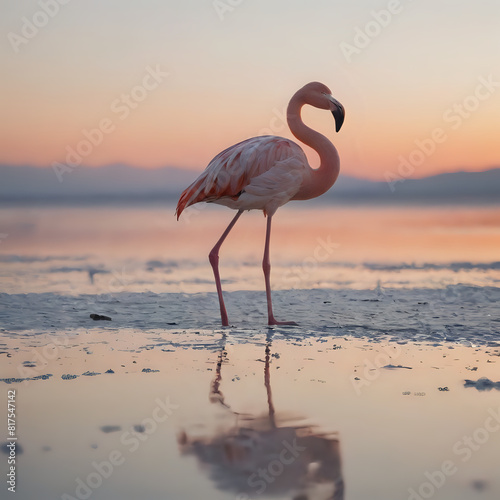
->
<box><xmin>239</xmin><ymin>156</ymin><xmax>307</xmax><ymax>216</ymax></box>
<box><xmin>176</xmin><ymin>136</ymin><xmax>307</xmax><ymax>218</ymax></box>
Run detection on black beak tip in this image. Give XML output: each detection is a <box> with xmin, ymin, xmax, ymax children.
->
<box><xmin>332</xmin><ymin>109</ymin><xmax>345</xmax><ymax>132</ymax></box>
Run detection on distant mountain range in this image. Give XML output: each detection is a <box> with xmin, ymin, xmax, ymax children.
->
<box><xmin>0</xmin><ymin>164</ymin><xmax>498</xmax><ymax>205</ymax></box>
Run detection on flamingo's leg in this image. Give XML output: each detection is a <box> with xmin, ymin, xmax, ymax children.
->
<box><xmin>263</xmin><ymin>215</ymin><xmax>298</xmax><ymax>326</ymax></box>
<box><xmin>209</xmin><ymin>210</ymin><xmax>243</xmax><ymax>326</ymax></box>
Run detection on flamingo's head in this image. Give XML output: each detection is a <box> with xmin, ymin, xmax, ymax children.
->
<box><xmin>301</xmin><ymin>82</ymin><xmax>345</xmax><ymax>133</ymax></box>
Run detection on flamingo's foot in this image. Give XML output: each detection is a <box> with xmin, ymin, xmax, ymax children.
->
<box><xmin>268</xmin><ymin>318</ymin><xmax>298</xmax><ymax>326</ymax></box>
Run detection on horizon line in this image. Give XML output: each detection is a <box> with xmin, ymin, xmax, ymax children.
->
<box><xmin>0</xmin><ymin>162</ymin><xmax>499</xmax><ymax>183</ymax></box>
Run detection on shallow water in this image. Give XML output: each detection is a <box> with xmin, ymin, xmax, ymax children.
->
<box><xmin>0</xmin><ymin>203</ymin><xmax>499</xmax><ymax>499</ymax></box>
<box><xmin>1</xmin><ymin>204</ymin><xmax>499</xmax><ymax>297</ymax></box>
<box><xmin>1</xmin><ymin>332</ymin><xmax>500</xmax><ymax>500</ymax></box>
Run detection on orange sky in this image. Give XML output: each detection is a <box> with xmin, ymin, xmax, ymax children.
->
<box><xmin>1</xmin><ymin>1</ymin><xmax>500</xmax><ymax>180</ymax></box>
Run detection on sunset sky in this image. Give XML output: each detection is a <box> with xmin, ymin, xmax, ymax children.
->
<box><xmin>1</xmin><ymin>0</ymin><xmax>500</xmax><ymax>180</ymax></box>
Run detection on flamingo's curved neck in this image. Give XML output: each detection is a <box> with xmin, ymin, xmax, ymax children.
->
<box><xmin>287</xmin><ymin>93</ymin><xmax>340</xmax><ymax>200</ymax></box>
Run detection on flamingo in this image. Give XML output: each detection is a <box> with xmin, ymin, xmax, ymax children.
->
<box><xmin>176</xmin><ymin>82</ymin><xmax>345</xmax><ymax>326</ymax></box>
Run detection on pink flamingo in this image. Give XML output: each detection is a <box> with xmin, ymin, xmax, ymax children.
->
<box><xmin>176</xmin><ymin>82</ymin><xmax>345</xmax><ymax>326</ymax></box>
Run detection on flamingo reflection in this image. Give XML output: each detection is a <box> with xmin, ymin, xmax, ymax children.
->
<box><xmin>178</xmin><ymin>338</ymin><xmax>344</xmax><ymax>499</ymax></box>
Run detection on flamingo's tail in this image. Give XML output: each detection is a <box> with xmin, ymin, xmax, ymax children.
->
<box><xmin>175</xmin><ymin>178</ymin><xmax>207</xmax><ymax>220</ymax></box>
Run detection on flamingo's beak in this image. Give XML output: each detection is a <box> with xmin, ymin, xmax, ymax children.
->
<box><xmin>328</xmin><ymin>96</ymin><xmax>345</xmax><ymax>132</ymax></box>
